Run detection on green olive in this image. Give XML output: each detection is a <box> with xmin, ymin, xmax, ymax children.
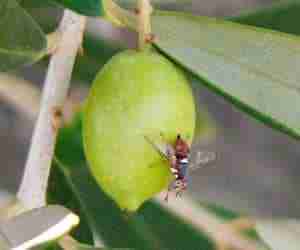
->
<box><xmin>83</xmin><ymin>50</ymin><xmax>195</xmax><ymax>211</ymax></box>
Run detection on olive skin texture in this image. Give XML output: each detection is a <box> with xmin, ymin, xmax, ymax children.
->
<box><xmin>83</xmin><ymin>50</ymin><xmax>195</xmax><ymax>211</ymax></box>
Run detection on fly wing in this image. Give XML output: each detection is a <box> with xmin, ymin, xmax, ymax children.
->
<box><xmin>190</xmin><ymin>83</ymin><xmax>217</xmax><ymax>146</ymax></box>
<box><xmin>189</xmin><ymin>151</ymin><xmax>217</xmax><ymax>171</ymax></box>
<box><xmin>144</xmin><ymin>134</ymin><xmax>175</xmax><ymax>160</ymax></box>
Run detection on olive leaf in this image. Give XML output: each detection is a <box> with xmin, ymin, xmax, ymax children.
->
<box><xmin>0</xmin><ymin>0</ymin><xmax>47</xmax><ymax>72</ymax></box>
<box><xmin>49</xmin><ymin>0</ymin><xmax>192</xmax><ymax>16</ymax></box>
<box><xmin>58</xmin><ymin>236</ymin><xmax>130</xmax><ymax>250</ymax></box>
<box><xmin>232</xmin><ymin>0</ymin><xmax>300</xmax><ymax>36</ymax></box>
<box><xmin>114</xmin><ymin>0</ymin><xmax>193</xmax><ymax>9</ymax></box>
<box><xmin>49</xmin><ymin>0</ymin><xmax>103</xmax><ymax>16</ymax></box>
<box><xmin>16</xmin><ymin>0</ymin><xmax>54</xmax><ymax>9</ymax></box>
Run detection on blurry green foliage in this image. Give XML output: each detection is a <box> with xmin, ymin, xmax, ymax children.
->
<box><xmin>0</xmin><ymin>0</ymin><xmax>47</xmax><ymax>72</ymax></box>
<box><xmin>232</xmin><ymin>1</ymin><xmax>300</xmax><ymax>36</ymax></box>
<box><xmin>50</xmin><ymin>0</ymin><xmax>103</xmax><ymax>16</ymax></box>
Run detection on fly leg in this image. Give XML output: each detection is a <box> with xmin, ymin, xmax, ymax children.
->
<box><xmin>176</xmin><ymin>188</ymin><xmax>184</xmax><ymax>198</ymax></box>
<box><xmin>164</xmin><ymin>182</ymin><xmax>174</xmax><ymax>201</ymax></box>
<box><xmin>164</xmin><ymin>187</ymin><xmax>170</xmax><ymax>202</ymax></box>
<box><xmin>175</xmin><ymin>180</ymin><xmax>187</xmax><ymax>198</ymax></box>
<box><xmin>164</xmin><ymin>191</ymin><xmax>169</xmax><ymax>202</ymax></box>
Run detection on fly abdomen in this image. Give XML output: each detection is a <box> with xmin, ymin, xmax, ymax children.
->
<box><xmin>178</xmin><ymin>157</ymin><xmax>189</xmax><ymax>180</ymax></box>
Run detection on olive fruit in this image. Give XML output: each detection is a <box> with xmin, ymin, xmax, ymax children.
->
<box><xmin>83</xmin><ymin>50</ymin><xmax>195</xmax><ymax>211</ymax></box>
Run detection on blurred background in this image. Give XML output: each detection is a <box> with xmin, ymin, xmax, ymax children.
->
<box><xmin>2</xmin><ymin>0</ymin><xmax>300</xmax><ymax>218</ymax></box>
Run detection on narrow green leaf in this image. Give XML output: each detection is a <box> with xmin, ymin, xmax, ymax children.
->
<box><xmin>38</xmin><ymin>243</ymin><xmax>63</xmax><ymax>250</ymax></box>
<box><xmin>59</xmin><ymin>236</ymin><xmax>131</xmax><ymax>250</ymax></box>
<box><xmin>151</xmin><ymin>11</ymin><xmax>300</xmax><ymax>139</ymax></box>
<box><xmin>20</xmin><ymin>1</ymin><xmax>125</xmax><ymax>82</ymax></box>
<box><xmin>0</xmin><ymin>0</ymin><xmax>47</xmax><ymax>72</ymax></box>
<box><xmin>18</xmin><ymin>0</ymin><xmax>60</xmax><ymax>34</ymax></box>
<box><xmin>114</xmin><ymin>0</ymin><xmax>193</xmax><ymax>9</ymax></box>
<box><xmin>232</xmin><ymin>1</ymin><xmax>300</xmax><ymax>36</ymax></box>
<box><xmin>17</xmin><ymin>0</ymin><xmax>54</xmax><ymax>9</ymax></box>
<box><xmin>50</xmin><ymin>0</ymin><xmax>103</xmax><ymax>16</ymax></box>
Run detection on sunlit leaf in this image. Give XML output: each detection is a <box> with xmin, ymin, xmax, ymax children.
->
<box><xmin>0</xmin><ymin>0</ymin><xmax>46</xmax><ymax>72</ymax></box>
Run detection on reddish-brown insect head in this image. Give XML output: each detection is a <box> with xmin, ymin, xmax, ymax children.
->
<box><xmin>174</xmin><ymin>134</ymin><xmax>190</xmax><ymax>159</ymax></box>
